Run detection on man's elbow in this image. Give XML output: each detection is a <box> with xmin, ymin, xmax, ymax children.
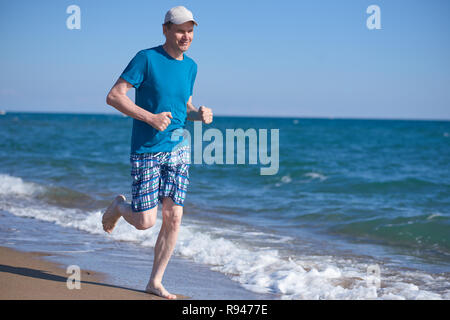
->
<box><xmin>106</xmin><ymin>92</ymin><xmax>116</xmax><ymax>106</ymax></box>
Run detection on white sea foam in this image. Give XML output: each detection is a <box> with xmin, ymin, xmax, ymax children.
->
<box><xmin>427</xmin><ymin>213</ymin><xmax>441</xmax><ymax>220</ymax></box>
<box><xmin>0</xmin><ymin>174</ymin><xmax>447</xmax><ymax>300</ymax></box>
<box><xmin>275</xmin><ymin>175</ymin><xmax>292</xmax><ymax>187</ymax></box>
<box><xmin>0</xmin><ymin>174</ymin><xmax>44</xmax><ymax>196</ymax></box>
<box><xmin>304</xmin><ymin>172</ymin><xmax>327</xmax><ymax>181</ymax></box>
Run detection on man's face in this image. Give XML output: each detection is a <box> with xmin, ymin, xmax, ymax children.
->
<box><xmin>163</xmin><ymin>21</ymin><xmax>194</xmax><ymax>52</ymax></box>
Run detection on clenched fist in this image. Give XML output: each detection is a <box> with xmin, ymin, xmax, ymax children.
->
<box><xmin>149</xmin><ymin>111</ymin><xmax>173</xmax><ymax>131</ymax></box>
<box><xmin>199</xmin><ymin>106</ymin><xmax>213</xmax><ymax>124</ymax></box>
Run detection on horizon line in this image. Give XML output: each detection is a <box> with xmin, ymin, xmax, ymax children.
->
<box><xmin>1</xmin><ymin>110</ymin><xmax>449</xmax><ymax>122</ymax></box>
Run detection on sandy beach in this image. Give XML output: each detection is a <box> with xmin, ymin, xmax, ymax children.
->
<box><xmin>0</xmin><ymin>246</ymin><xmax>188</xmax><ymax>300</ymax></box>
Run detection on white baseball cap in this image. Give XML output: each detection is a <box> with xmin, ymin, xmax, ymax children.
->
<box><xmin>164</xmin><ymin>6</ymin><xmax>198</xmax><ymax>26</ymax></box>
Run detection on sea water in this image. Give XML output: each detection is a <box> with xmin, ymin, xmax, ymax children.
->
<box><xmin>0</xmin><ymin>112</ymin><xmax>449</xmax><ymax>299</ymax></box>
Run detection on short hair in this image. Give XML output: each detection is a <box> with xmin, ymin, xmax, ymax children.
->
<box><xmin>163</xmin><ymin>21</ymin><xmax>173</xmax><ymax>30</ymax></box>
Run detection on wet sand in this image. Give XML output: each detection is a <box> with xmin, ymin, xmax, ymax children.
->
<box><xmin>0</xmin><ymin>246</ymin><xmax>188</xmax><ymax>300</ymax></box>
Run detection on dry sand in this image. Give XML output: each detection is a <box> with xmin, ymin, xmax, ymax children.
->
<box><xmin>0</xmin><ymin>246</ymin><xmax>188</xmax><ymax>300</ymax></box>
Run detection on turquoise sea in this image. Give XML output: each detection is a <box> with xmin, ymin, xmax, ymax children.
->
<box><xmin>0</xmin><ymin>112</ymin><xmax>449</xmax><ymax>299</ymax></box>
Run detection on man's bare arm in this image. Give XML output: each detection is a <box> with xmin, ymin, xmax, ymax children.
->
<box><xmin>187</xmin><ymin>96</ymin><xmax>213</xmax><ymax>123</ymax></box>
<box><xmin>106</xmin><ymin>78</ymin><xmax>172</xmax><ymax>131</ymax></box>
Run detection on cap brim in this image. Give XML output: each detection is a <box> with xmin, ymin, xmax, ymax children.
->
<box><xmin>170</xmin><ymin>18</ymin><xmax>198</xmax><ymax>26</ymax></box>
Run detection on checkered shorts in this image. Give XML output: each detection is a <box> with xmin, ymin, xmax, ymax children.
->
<box><xmin>130</xmin><ymin>145</ymin><xmax>190</xmax><ymax>212</ymax></box>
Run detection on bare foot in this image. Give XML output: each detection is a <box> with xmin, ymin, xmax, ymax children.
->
<box><xmin>102</xmin><ymin>195</ymin><xmax>126</xmax><ymax>234</ymax></box>
<box><xmin>145</xmin><ymin>282</ymin><xmax>177</xmax><ymax>299</ymax></box>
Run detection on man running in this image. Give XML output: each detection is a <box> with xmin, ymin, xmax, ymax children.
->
<box><xmin>102</xmin><ymin>6</ymin><xmax>213</xmax><ymax>299</ymax></box>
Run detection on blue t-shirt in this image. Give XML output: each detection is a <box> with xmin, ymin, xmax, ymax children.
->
<box><xmin>120</xmin><ymin>45</ymin><xmax>197</xmax><ymax>154</ymax></box>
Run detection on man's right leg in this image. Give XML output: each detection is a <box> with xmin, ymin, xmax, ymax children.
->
<box><xmin>118</xmin><ymin>198</ymin><xmax>157</xmax><ymax>230</ymax></box>
<box><xmin>103</xmin><ymin>152</ymin><xmax>162</xmax><ymax>233</ymax></box>
<box><xmin>102</xmin><ymin>195</ymin><xmax>157</xmax><ymax>233</ymax></box>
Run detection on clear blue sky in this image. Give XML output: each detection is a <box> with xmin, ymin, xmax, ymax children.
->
<box><xmin>1</xmin><ymin>0</ymin><xmax>449</xmax><ymax>120</ymax></box>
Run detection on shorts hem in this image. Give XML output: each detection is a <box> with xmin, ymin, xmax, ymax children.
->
<box><xmin>159</xmin><ymin>195</ymin><xmax>185</xmax><ymax>207</ymax></box>
<box><xmin>131</xmin><ymin>202</ymin><xmax>158</xmax><ymax>213</ymax></box>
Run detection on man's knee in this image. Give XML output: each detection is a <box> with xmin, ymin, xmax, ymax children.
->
<box><xmin>162</xmin><ymin>202</ymin><xmax>183</xmax><ymax>229</ymax></box>
<box><xmin>134</xmin><ymin>208</ymin><xmax>157</xmax><ymax>230</ymax></box>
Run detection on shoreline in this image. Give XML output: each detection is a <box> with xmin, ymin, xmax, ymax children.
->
<box><xmin>0</xmin><ymin>246</ymin><xmax>188</xmax><ymax>300</ymax></box>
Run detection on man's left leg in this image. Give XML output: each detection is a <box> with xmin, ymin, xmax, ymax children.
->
<box><xmin>145</xmin><ymin>196</ymin><xmax>183</xmax><ymax>299</ymax></box>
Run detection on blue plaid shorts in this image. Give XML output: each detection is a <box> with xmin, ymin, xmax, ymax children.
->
<box><xmin>130</xmin><ymin>145</ymin><xmax>190</xmax><ymax>212</ymax></box>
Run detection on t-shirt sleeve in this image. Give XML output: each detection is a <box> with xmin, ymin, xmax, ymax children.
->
<box><xmin>120</xmin><ymin>51</ymin><xmax>147</xmax><ymax>89</ymax></box>
<box><xmin>190</xmin><ymin>62</ymin><xmax>197</xmax><ymax>96</ymax></box>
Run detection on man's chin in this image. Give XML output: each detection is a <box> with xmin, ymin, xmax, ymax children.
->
<box><xmin>178</xmin><ymin>44</ymin><xmax>191</xmax><ymax>52</ymax></box>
